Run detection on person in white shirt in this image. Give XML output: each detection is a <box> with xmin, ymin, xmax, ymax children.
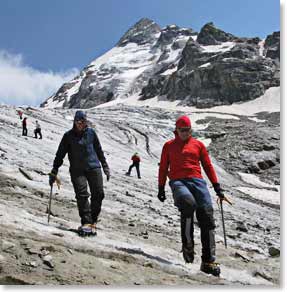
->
<box><xmin>34</xmin><ymin>120</ymin><xmax>42</xmax><ymax>139</ymax></box>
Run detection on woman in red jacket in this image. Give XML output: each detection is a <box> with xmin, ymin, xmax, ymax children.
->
<box><xmin>158</xmin><ymin>115</ymin><xmax>225</xmax><ymax>277</ymax></box>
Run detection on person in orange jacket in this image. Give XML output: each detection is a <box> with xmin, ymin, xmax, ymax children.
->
<box><xmin>158</xmin><ymin>115</ymin><xmax>227</xmax><ymax>277</ymax></box>
<box><xmin>126</xmin><ymin>152</ymin><xmax>141</xmax><ymax>179</ymax></box>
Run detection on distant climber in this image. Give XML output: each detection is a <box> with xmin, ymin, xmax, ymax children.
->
<box><xmin>22</xmin><ymin>117</ymin><xmax>28</xmax><ymax>136</ymax></box>
<box><xmin>126</xmin><ymin>152</ymin><xmax>141</xmax><ymax>179</ymax></box>
<box><xmin>34</xmin><ymin>120</ymin><xmax>42</xmax><ymax>139</ymax></box>
<box><xmin>49</xmin><ymin>110</ymin><xmax>110</xmax><ymax>236</ymax></box>
<box><xmin>157</xmin><ymin>115</ymin><xmax>229</xmax><ymax>277</ymax></box>
<box><xmin>17</xmin><ymin>110</ymin><xmax>23</xmax><ymax>120</ymax></box>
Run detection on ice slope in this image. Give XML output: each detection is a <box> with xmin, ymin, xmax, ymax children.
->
<box><xmin>0</xmin><ymin>100</ymin><xmax>280</xmax><ymax>285</ymax></box>
<box><xmin>96</xmin><ymin>86</ymin><xmax>280</xmax><ymax>121</ymax></box>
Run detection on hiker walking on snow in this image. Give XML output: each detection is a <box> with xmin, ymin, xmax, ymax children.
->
<box><xmin>157</xmin><ymin>115</ymin><xmax>227</xmax><ymax>277</ymax></box>
<box><xmin>17</xmin><ymin>110</ymin><xmax>23</xmax><ymax>120</ymax></box>
<box><xmin>126</xmin><ymin>152</ymin><xmax>141</xmax><ymax>179</ymax></box>
<box><xmin>22</xmin><ymin>117</ymin><xmax>28</xmax><ymax>136</ymax></box>
<box><xmin>49</xmin><ymin>111</ymin><xmax>110</xmax><ymax>236</ymax></box>
<box><xmin>34</xmin><ymin>120</ymin><xmax>42</xmax><ymax>139</ymax></box>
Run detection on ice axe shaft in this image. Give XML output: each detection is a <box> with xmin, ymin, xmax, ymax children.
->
<box><xmin>47</xmin><ymin>185</ymin><xmax>53</xmax><ymax>224</ymax></box>
<box><xmin>220</xmin><ymin>200</ymin><xmax>227</xmax><ymax>248</ymax></box>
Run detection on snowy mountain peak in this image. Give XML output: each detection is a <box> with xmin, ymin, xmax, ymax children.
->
<box><xmin>41</xmin><ymin>18</ymin><xmax>196</xmax><ymax>109</ymax></box>
<box><xmin>41</xmin><ymin>19</ymin><xmax>279</xmax><ymax>109</ymax></box>
<box><xmin>117</xmin><ymin>18</ymin><xmax>161</xmax><ymax>47</ymax></box>
<box><xmin>155</xmin><ymin>24</ymin><xmax>195</xmax><ymax>48</ymax></box>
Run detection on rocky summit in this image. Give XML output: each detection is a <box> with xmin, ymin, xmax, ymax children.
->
<box><xmin>40</xmin><ymin>19</ymin><xmax>280</xmax><ymax>109</ymax></box>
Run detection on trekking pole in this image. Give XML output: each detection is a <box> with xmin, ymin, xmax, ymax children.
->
<box><xmin>47</xmin><ymin>185</ymin><xmax>53</xmax><ymax>224</ymax></box>
<box><xmin>220</xmin><ymin>200</ymin><xmax>227</xmax><ymax>248</ymax></box>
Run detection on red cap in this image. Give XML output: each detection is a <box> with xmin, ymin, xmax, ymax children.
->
<box><xmin>176</xmin><ymin>115</ymin><xmax>191</xmax><ymax>128</ymax></box>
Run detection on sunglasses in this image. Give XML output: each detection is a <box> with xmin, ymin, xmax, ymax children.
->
<box><xmin>75</xmin><ymin>119</ymin><xmax>86</xmax><ymax>124</ymax></box>
<box><xmin>178</xmin><ymin>127</ymin><xmax>191</xmax><ymax>133</ymax></box>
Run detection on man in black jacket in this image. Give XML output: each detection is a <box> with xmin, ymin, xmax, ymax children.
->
<box><xmin>49</xmin><ymin>111</ymin><xmax>110</xmax><ymax>236</ymax></box>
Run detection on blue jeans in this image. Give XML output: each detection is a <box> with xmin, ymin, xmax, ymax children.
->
<box><xmin>169</xmin><ymin>178</ymin><xmax>213</xmax><ymax>212</ymax></box>
<box><xmin>169</xmin><ymin>178</ymin><xmax>216</xmax><ymax>263</ymax></box>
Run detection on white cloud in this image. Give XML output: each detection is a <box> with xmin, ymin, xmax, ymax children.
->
<box><xmin>0</xmin><ymin>50</ymin><xmax>79</xmax><ymax>106</ymax></box>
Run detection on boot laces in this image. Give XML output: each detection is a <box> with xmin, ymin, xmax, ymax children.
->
<box><xmin>205</xmin><ymin>262</ymin><xmax>219</xmax><ymax>267</ymax></box>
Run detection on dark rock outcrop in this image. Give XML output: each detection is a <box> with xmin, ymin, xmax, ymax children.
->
<box><xmin>202</xmin><ymin>113</ymin><xmax>280</xmax><ymax>185</ymax></box>
<box><xmin>140</xmin><ymin>75</ymin><xmax>169</xmax><ymax>100</ymax></box>
<box><xmin>141</xmin><ymin>23</ymin><xmax>280</xmax><ymax>108</ymax></box>
<box><xmin>197</xmin><ymin>22</ymin><xmax>237</xmax><ymax>45</ymax></box>
<box><xmin>264</xmin><ymin>31</ymin><xmax>280</xmax><ymax>60</ymax></box>
<box><xmin>155</xmin><ymin>25</ymin><xmax>195</xmax><ymax>48</ymax></box>
<box><xmin>164</xmin><ymin>57</ymin><xmax>279</xmax><ymax>107</ymax></box>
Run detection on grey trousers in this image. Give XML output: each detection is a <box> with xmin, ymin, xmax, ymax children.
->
<box><xmin>70</xmin><ymin>168</ymin><xmax>104</xmax><ymax>225</ymax></box>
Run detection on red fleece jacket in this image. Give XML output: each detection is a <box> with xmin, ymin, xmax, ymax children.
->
<box><xmin>158</xmin><ymin>135</ymin><xmax>218</xmax><ymax>187</ymax></box>
<box><xmin>132</xmin><ymin>155</ymin><xmax>140</xmax><ymax>162</ymax></box>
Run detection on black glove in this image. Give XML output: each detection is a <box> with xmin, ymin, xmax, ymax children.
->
<box><xmin>213</xmin><ymin>183</ymin><xmax>224</xmax><ymax>199</ymax></box>
<box><xmin>103</xmin><ymin>166</ymin><xmax>110</xmax><ymax>181</ymax></box>
<box><xmin>158</xmin><ymin>186</ymin><xmax>166</xmax><ymax>202</ymax></box>
<box><xmin>49</xmin><ymin>168</ymin><xmax>58</xmax><ymax>187</ymax></box>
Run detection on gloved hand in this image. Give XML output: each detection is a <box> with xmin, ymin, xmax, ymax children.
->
<box><xmin>214</xmin><ymin>183</ymin><xmax>233</xmax><ymax>205</ymax></box>
<box><xmin>49</xmin><ymin>168</ymin><xmax>58</xmax><ymax>187</ymax></box>
<box><xmin>158</xmin><ymin>186</ymin><xmax>166</xmax><ymax>202</ymax></box>
<box><xmin>213</xmin><ymin>183</ymin><xmax>224</xmax><ymax>199</ymax></box>
<box><xmin>103</xmin><ymin>166</ymin><xmax>110</xmax><ymax>181</ymax></box>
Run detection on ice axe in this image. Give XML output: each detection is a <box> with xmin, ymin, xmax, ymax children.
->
<box><xmin>47</xmin><ymin>175</ymin><xmax>61</xmax><ymax>224</ymax></box>
<box><xmin>47</xmin><ymin>185</ymin><xmax>53</xmax><ymax>224</ymax></box>
<box><xmin>217</xmin><ymin>196</ymin><xmax>232</xmax><ymax>248</ymax></box>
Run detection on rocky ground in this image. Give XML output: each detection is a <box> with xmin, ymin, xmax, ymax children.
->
<box><xmin>0</xmin><ymin>103</ymin><xmax>280</xmax><ymax>286</ymax></box>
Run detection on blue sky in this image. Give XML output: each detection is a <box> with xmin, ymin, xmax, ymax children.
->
<box><xmin>0</xmin><ymin>0</ymin><xmax>280</xmax><ymax>105</ymax></box>
<box><xmin>1</xmin><ymin>0</ymin><xmax>280</xmax><ymax>71</ymax></box>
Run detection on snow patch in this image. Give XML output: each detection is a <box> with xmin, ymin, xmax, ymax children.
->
<box><xmin>160</xmin><ymin>67</ymin><xmax>178</xmax><ymax>76</ymax></box>
<box><xmin>238</xmin><ymin>172</ymin><xmax>279</xmax><ymax>190</ymax></box>
<box><xmin>191</xmin><ymin>35</ymin><xmax>197</xmax><ymax>41</ymax></box>
<box><xmin>202</xmin><ymin>42</ymin><xmax>235</xmax><ymax>53</ymax></box>
<box><xmin>98</xmin><ymin>87</ymin><xmax>280</xmax><ymax>122</ymax></box>
<box><xmin>258</xmin><ymin>39</ymin><xmax>265</xmax><ymax>57</ymax></box>
<box><xmin>235</xmin><ymin>186</ymin><xmax>280</xmax><ymax>205</ymax></box>
<box><xmin>199</xmin><ymin>62</ymin><xmax>211</xmax><ymax>68</ymax></box>
<box><xmin>206</xmin><ymin>87</ymin><xmax>280</xmax><ymax>116</ymax></box>
<box><xmin>248</xmin><ymin>117</ymin><xmax>266</xmax><ymax>123</ymax></box>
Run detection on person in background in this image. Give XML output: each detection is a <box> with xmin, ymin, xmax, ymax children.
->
<box><xmin>126</xmin><ymin>152</ymin><xmax>141</xmax><ymax>179</ymax></box>
<box><xmin>34</xmin><ymin>120</ymin><xmax>42</xmax><ymax>139</ymax></box>
<box><xmin>22</xmin><ymin>117</ymin><xmax>28</xmax><ymax>136</ymax></box>
<box><xmin>17</xmin><ymin>110</ymin><xmax>23</xmax><ymax>120</ymax></box>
